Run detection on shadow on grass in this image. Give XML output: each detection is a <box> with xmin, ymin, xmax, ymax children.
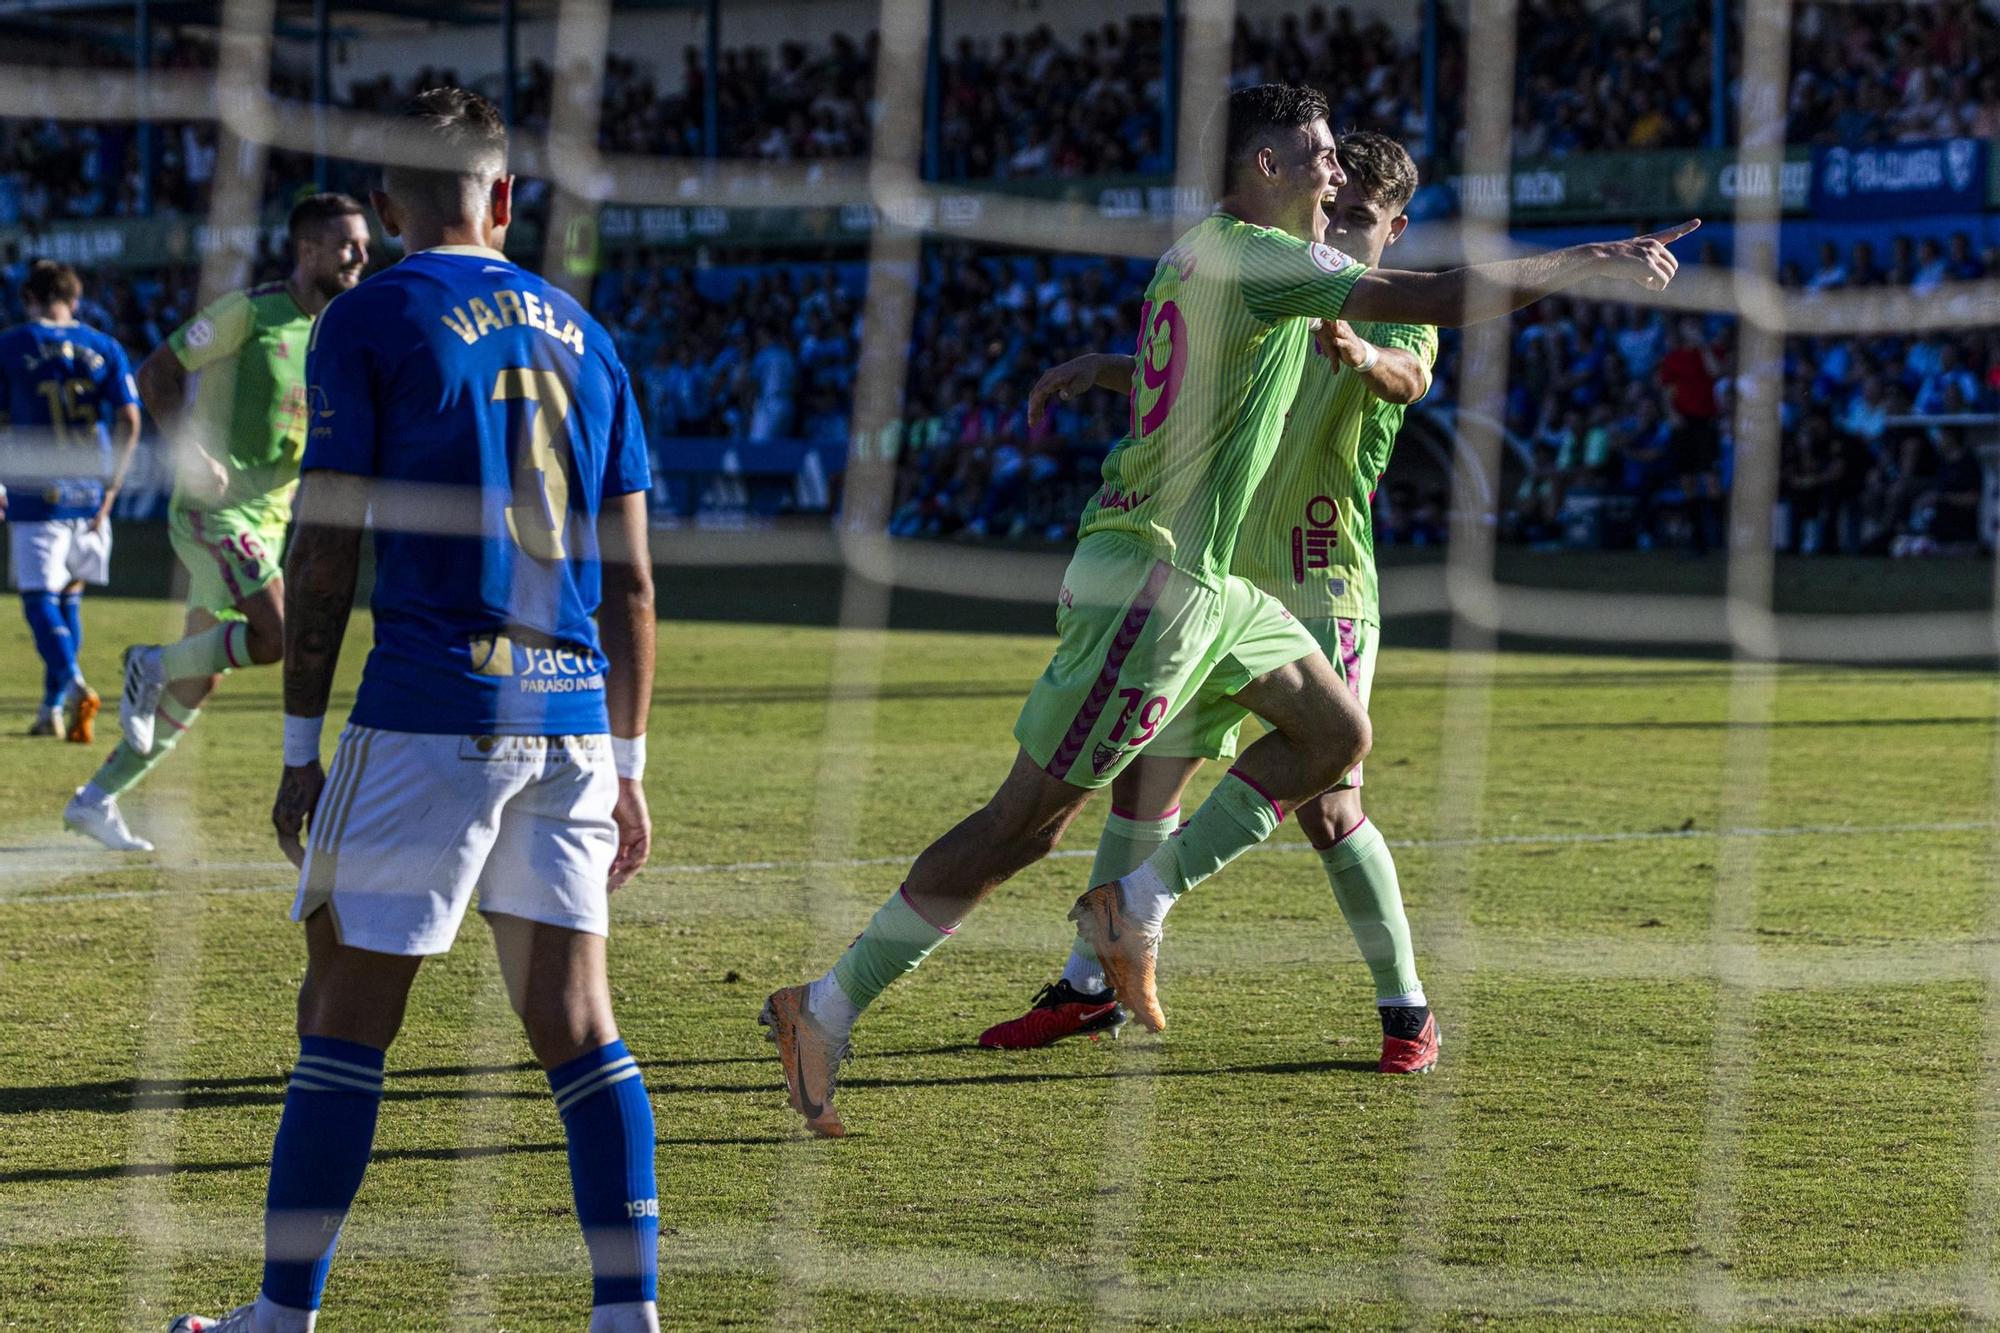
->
<box><xmin>0</xmin><ymin>1134</ymin><xmax>793</xmax><ymax>1184</ymax></box>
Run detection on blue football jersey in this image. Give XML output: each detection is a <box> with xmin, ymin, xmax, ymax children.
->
<box><xmin>0</xmin><ymin>320</ymin><xmax>138</xmax><ymax>521</ymax></box>
<box><xmin>302</xmin><ymin>246</ymin><xmax>652</xmax><ymax>736</ymax></box>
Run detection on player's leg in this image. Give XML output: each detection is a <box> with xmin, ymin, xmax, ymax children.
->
<box><xmin>1297</xmin><ymin>788</ymin><xmax>1436</xmax><ymax>1074</ymax></box>
<box><xmin>480</xmin><ymin>739</ymin><xmax>657</xmax><ymax>1331</ymax></box>
<box><xmin>491</xmin><ymin>916</ymin><xmax>659</xmax><ymax>1333</ymax></box>
<box><xmin>58</xmin><ymin>515</ymin><xmax>113</xmax><ymax>742</ymax></box>
<box><xmin>978</xmin><ymin>751</ymin><xmax>1205</xmax><ymax>1049</ymax></box>
<box><xmin>1074</xmin><ymin>580</ymin><xmax>1369</xmax><ymax>1031</ymax></box>
<box><xmin>11</xmin><ymin>521</ymin><xmax>80</xmax><ymax>735</ymax></box>
<box><xmin>249</xmin><ymin>907</ymin><xmax>422</xmax><ymax>1332</ymax></box>
<box><xmin>763</xmin><ymin>539</ymin><xmax>1207</xmax><ymax>1130</ymax></box>
<box><xmin>1294</xmin><ymin>617</ymin><xmax>1433</xmax><ymax>1072</ymax></box>
<box><xmin>121</xmin><ymin>504</ymin><xmax>284</xmax><ymax>751</ymax></box>
<box><xmin>68</xmin><ymin>606</ymin><xmax>223</xmax><ymax>851</ymax></box>
<box><xmin>764</xmin><ymin>748</ymin><xmax>1095</xmax><ymax>1130</ymax></box>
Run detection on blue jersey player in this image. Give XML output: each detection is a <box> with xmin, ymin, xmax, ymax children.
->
<box><xmin>171</xmin><ymin>89</ymin><xmax>660</xmax><ymax>1333</ymax></box>
<box><xmin>0</xmin><ymin>261</ymin><xmax>140</xmax><ymax>742</ymax></box>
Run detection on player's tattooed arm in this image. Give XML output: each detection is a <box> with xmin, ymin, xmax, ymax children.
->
<box><xmin>282</xmin><ymin>470</ymin><xmax>369</xmax><ymax>721</ymax></box>
<box><xmin>598</xmin><ymin>489</ymin><xmax>655</xmax><ymax>889</ymax></box>
<box><xmin>1315</xmin><ymin>321</ymin><xmax>1430</xmax><ymax>405</ymax></box>
<box><xmin>273</xmin><ymin>470</ymin><xmax>367</xmax><ymax>866</ymax></box>
<box><xmin>1027</xmin><ymin>352</ymin><xmax>1136</xmax><ymax>424</ymax></box>
<box><xmin>1340</xmin><ymin>220</ymin><xmax>1701</xmax><ymax>328</ymax></box>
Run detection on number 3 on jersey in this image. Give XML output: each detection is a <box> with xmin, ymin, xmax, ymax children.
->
<box><xmin>492</xmin><ymin>367</ymin><xmax>575</xmax><ymax>561</ymax></box>
<box><xmin>1131</xmin><ymin>297</ymin><xmax>1185</xmax><ymax>438</ymax></box>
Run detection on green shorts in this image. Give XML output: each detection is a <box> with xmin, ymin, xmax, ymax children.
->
<box><xmin>1148</xmin><ymin>614</ymin><xmax>1378</xmax><ymax>788</ymax></box>
<box><xmin>1014</xmin><ymin>533</ymin><xmax>1319</xmax><ymax>789</ymax></box>
<box><xmin>169</xmin><ymin>499</ymin><xmax>291</xmax><ymax>621</ymax></box>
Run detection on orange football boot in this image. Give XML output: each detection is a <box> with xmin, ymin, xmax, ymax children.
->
<box><xmin>759</xmin><ymin>985</ymin><xmax>849</xmax><ymax>1137</ymax></box>
<box><xmin>65</xmin><ymin>684</ymin><xmax>99</xmax><ymax>744</ymax></box>
<box><xmin>1068</xmin><ymin>882</ymin><xmax>1166</xmax><ymax>1033</ymax></box>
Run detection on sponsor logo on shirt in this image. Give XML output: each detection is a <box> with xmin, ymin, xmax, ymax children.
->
<box><xmin>1093</xmin><ymin>485</ymin><xmax>1152</xmax><ymax>513</ymax></box>
<box><xmin>1309</xmin><ymin>243</ymin><xmax>1354</xmax><ymax>275</ymax></box>
<box><xmin>466</xmin><ymin>632</ymin><xmax>604</xmax><ymax>695</ymax></box>
<box><xmin>1290</xmin><ymin>495</ymin><xmax>1340</xmax><ymax>583</ymax></box>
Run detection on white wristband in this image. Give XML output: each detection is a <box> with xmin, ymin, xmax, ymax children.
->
<box><xmin>1355</xmin><ymin>340</ymin><xmax>1380</xmax><ymax>372</ymax></box>
<box><xmin>611</xmin><ymin>735</ymin><xmax>646</xmax><ymax>782</ymax></box>
<box><xmin>282</xmin><ymin>714</ymin><xmax>324</xmax><ymax>767</ymax></box>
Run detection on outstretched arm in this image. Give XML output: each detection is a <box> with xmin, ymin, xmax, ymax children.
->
<box><xmin>1339</xmin><ymin>221</ymin><xmax>1700</xmax><ymax>328</ymax></box>
<box><xmin>272</xmin><ymin>469</ymin><xmax>368</xmax><ymax>867</ymax></box>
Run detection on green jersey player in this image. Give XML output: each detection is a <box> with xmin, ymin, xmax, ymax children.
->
<box><xmin>982</xmin><ymin>132</ymin><xmax>1445</xmax><ymax>1072</ymax></box>
<box><xmin>64</xmin><ymin>194</ymin><xmax>370</xmax><ymax>851</ymax></box>
<box><xmin>760</xmin><ymin>83</ymin><xmax>1696</xmax><ymax>1137</ymax></box>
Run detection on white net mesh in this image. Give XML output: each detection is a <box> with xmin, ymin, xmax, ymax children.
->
<box><xmin>0</xmin><ymin>0</ymin><xmax>1996</xmax><ymax>1324</ymax></box>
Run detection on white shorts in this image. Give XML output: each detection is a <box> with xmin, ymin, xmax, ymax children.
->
<box><xmin>8</xmin><ymin>518</ymin><xmax>111</xmax><ymax>592</ymax></box>
<box><xmin>294</xmin><ymin>726</ymin><xmax>620</xmax><ymax>956</ymax></box>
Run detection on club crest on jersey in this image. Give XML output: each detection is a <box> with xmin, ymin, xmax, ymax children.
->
<box><xmin>1309</xmin><ymin>243</ymin><xmax>1354</xmax><ymax>275</ymax></box>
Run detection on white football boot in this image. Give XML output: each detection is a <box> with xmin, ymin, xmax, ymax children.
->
<box><xmin>119</xmin><ymin>644</ymin><xmax>166</xmax><ymax>753</ymax></box>
<box><xmin>64</xmin><ymin>786</ymin><xmax>154</xmax><ymax>852</ymax></box>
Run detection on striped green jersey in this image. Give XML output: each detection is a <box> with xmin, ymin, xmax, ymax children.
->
<box><xmin>166</xmin><ymin>282</ymin><xmax>314</xmax><ymax>512</ymax></box>
<box><xmin>1076</xmin><ymin>213</ymin><xmax>1367</xmax><ymax>587</ymax></box>
<box><xmin>1231</xmin><ymin>320</ymin><xmax>1439</xmax><ymax>624</ymax></box>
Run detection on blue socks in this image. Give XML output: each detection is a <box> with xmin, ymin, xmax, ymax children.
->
<box><xmin>60</xmin><ymin>590</ymin><xmax>83</xmax><ymax>665</ymax></box>
<box><xmin>548</xmin><ymin>1039</ymin><xmax>659</xmax><ymax>1309</ymax></box>
<box><xmin>20</xmin><ymin>592</ymin><xmax>75</xmax><ymax>709</ymax></box>
<box><xmin>262</xmin><ymin>1037</ymin><xmax>385</xmax><ymax>1313</ymax></box>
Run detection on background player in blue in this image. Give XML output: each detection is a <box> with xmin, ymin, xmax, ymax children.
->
<box><xmin>0</xmin><ymin>260</ymin><xmax>140</xmax><ymax>742</ymax></box>
<box><xmin>169</xmin><ymin>90</ymin><xmax>661</xmax><ymax>1333</ymax></box>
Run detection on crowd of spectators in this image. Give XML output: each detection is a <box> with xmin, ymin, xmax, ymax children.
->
<box><xmin>1499</xmin><ymin>232</ymin><xmax>1997</xmax><ymax>556</ymax></box>
<box><xmin>4</xmin><ymin>217</ymin><xmax>1991</xmax><ymax>557</ymax></box>
<box><xmin>8</xmin><ymin>0</ymin><xmax>2000</xmax><ymax>224</ymax></box>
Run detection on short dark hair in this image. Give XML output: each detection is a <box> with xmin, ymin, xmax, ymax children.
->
<box><xmin>23</xmin><ymin>259</ymin><xmax>81</xmax><ymax>308</ymax></box>
<box><xmin>1212</xmin><ymin>83</ymin><xmax>1331</xmax><ymax>192</ymax></box>
<box><xmin>383</xmin><ymin>87</ymin><xmax>509</xmax><ymax>221</ymax></box>
<box><xmin>288</xmin><ymin>191</ymin><xmax>366</xmax><ymax>244</ymax></box>
<box><xmin>1335</xmin><ymin>130</ymin><xmax>1419</xmax><ymax>216</ymax></box>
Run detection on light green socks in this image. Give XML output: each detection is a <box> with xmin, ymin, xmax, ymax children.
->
<box><xmin>1064</xmin><ymin>807</ymin><xmax>1180</xmax><ymax>986</ymax></box>
<box><xmin>1117</xmin><ymin>772</ymin><xmax>1285</xmax><ymax>931</ymax></box>
<box><xmin>819</xmin><ymin>887</ymin><xmax>954</xmax><ymax>1027</ymax></box>
<box><xmin>88</xmin><ymin>696</ymin><xmax>202</xmax><ymax>798</ymax></box>
<box><xmin>160</xmin><ymin>621</ymin><xmax>248</xmax><ymax>682</ymax></box>
<box><xmin>1321</xmin><ymin>819</ymin><xmax>1424</xmax><ymax>1005</ymax></box>
<box><xmin>1157</xmin><ymin>771</ymin><xmax>1283</xmax><ymax>897</ymax></box>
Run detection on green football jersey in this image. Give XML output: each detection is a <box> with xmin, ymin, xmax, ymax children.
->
<box><xmin>1076</xmin><ymin>213</ymin><xmax>1368</xmax><ymax>587</ymax></box>
<box><xmin>167</xmin><ymin>281</ymin><xmax>314</xmax><ymax>511</ymax></box>
<box><xmin>1230</xmin><ymin>320</ymin><xmax>1439</xmax><ymax>624</ymax></box>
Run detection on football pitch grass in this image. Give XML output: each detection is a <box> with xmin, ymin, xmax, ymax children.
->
<box><xmin>0</xmin><ymin>597</ymin><xmax>1994</xmax><ymax>1329</ymax></box>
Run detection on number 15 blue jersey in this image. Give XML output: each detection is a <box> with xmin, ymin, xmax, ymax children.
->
<box><xmin>303</xmin><ymin>245</ymin><xmax>652</xmax><ymax>737</ymax></box>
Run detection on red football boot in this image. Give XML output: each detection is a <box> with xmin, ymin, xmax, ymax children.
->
<box><xmin>1379</xmin><ymin>1007</ymin><xmax>1440</xmax><ymax>1074</ymax></box>
<box><xmin>978</xmin><ymin>980</ymin><xmax>1126</xmax><ymax>1049</ymax></box>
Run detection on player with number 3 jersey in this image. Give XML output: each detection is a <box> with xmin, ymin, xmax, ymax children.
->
<box><xmin>172</xmin><ymin>89</ymin><xmax>661</xmax><ymax>1333</ymax></box>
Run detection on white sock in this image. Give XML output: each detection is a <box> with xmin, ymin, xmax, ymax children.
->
<box><xmin>78</xmin><ymin>780</ymin><xmax>111</xmax><ymax>807</ymax></box>
<box><xmin>1118</xmin><ymin>859</ymin><xmax>1177</xmax><ymax>933</ymax></box>
<box><xmin>253</xmin><ymin>1294</ymin><xmax>317</xmax><ymax>1333</ymax></box>
<box><xmin>1059</xmin><ymin>946</ymin><xmax>1107</xmax><ymax>996</ymax></box>
<box><xmin>1378</xmin><ymin>989</ymin><xmax>1428</xmax><ymax>1009</ymax></box>
<box><xmin>805</xmin><ymin>970</ymin><xmax>859</xmax><ymax>1036</ymax></box>
<box><xmin>588</xmin><ymin>1300</ymin><xmax>660</xmax><ymax>1332</ymax></box>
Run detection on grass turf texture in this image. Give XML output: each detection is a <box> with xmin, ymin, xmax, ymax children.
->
<box><xmin>0</xmin><ymin>596</ymin><xmax>1994</xmax><ymax>1329</ymax></box>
